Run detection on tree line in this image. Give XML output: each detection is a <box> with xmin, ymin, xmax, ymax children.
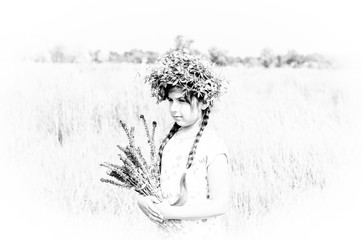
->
<box><xmin>35</xmin><ymin>35</ymin><xmax>333</xmax><ymax>69</ymax></box>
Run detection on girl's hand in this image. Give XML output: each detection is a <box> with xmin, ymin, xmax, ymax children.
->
<box><xmin>154</xmin><ymin>201</ymin><xmax>171</xmax><ymax>220</ymax></box>
<box><xmin>137</xmin><ymin>195</ymin><xmax>164</xmax><ymax>223</ymax></box>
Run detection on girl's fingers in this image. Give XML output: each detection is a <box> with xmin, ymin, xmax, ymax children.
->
<box><xmin>139</xmin><ymin>197</ymin><xmax>164</xmax><ymax>223</ymax></box>
<box><xmin>147</xmin><ymin>201</ymin><xmax>160</xmax><ymax>215</ymax></box>
<box><xmin>148</xmin><ymin>205</ymin><xmax>163</xmax><ymax>219</ymax></box>
<box><xmin>149</xmin><ymin>214</ymin><xmax>164</xmax><ymax>223</ymax></box>
<box><xmin>149</xmin><ymin>196</ymin><xmax>161</xmax><ymax>204</ymax></box>
<box><xmin>147</xmin><ymin>210</ymin><xmax>163</xmax><ymax>223</ymax></box>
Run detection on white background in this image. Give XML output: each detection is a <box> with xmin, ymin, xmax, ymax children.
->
<box><xmin>0</xmin><ymin>0</ymin><xmax>361</xmax><ymax>62</ymax></box>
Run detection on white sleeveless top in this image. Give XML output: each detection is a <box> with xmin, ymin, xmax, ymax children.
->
<box><xmin>160</xmin><ymin>124</ymin><xmax>228</xmax><ymax>238</ymax></box>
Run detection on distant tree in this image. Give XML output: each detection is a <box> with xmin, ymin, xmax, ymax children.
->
<box><xmin>144</xmin><ymin>51</ymin><xmax>159</xmax><ymax>64</ymax></box>
<box><xmin>303</xmin><ymin>53</ymin><xmax>332</xmax><ymax>69</ymax></box>
<box><xmin>89</xmin><ymin>50</ymin><xmax>108</xmax><ymax>63</ymax></box>
<box><xmin>107</xmin><ymin>49</ymin><xmax>159</xmax><ymax>64</ymax></box>
<box><xmin>259</xmin><ymin>48</ymin><xmax>276</xmax><ymax>68</ymax></box>
<box><xmin>208</xmin><ymin>47</ymin><xmax>229</xmax><ymax>66</ymax></box>
<box><xmin>49</xmin><ymin>45</ymin><xmax>65</xmax><ymax>63</ymax></box>
<box><xmin>108</xmin><ymin>51</ymin><xmax>125</xmax><ymax>63</ymax></box>
<box><xmin>243</xmin><ymin>56</ymin><xmax>262</xmax><ymax>68</ymax></box>
<box><xmin>233</xmin><ymin>56</ymin><xmax>244</xmax><ymax>65</ymax></box>
<box><xmin>33</xmin><ymin>53</ymin><xmax>49</xmax><ymax>63</ymax></box>
<box><xmin>173</xmin><ymin>35</ymin><xmax>201</xmax><ymax>55</ymax></box>
<box><xmin>49</xmin><ymin>45</ymin><xmax>77</xmax><ymax>63</ymax></box>
<box><xmin>124</xmin><ymin>49</ymin><xmax>145</xmax><ymax>63</ymax></box>
<box><xmin>174</xmin><ymin>35</ymin><xmax>194</xmax><ymax>51</ymax></box>
<box><xmin>282</xmin><ymin>50</ymin><xmax>305</xmax><ymax>68</ymax></box>
<box><xmin>276</xmin><ymin>55</ymin><xmax>282</xmax><ymax>68</ymax></box>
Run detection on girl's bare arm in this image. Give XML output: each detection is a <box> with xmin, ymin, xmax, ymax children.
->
<box><xmin>156</xmin><ymin>154</ymin><xmax>229</xmax><ymax>220</ymax></box>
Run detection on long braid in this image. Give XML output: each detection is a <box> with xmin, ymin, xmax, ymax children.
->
<box><xmin>157</xmin><ymin>123</ymin><xmax>181</xmax><ymax>175</ymax></box>
<box><xmin>186</xmin><ymin>107</ymin><xmax>211</xmax><ymax>169</ymax></box>
<box><xmin>171</xmin><ymin>107</ymin><xmax>211</xmax><ymax>206</ymax></box>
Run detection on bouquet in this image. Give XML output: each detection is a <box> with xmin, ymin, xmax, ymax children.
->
<box><xmin>100</xmin><ymin>115</ymin><xmax>179</xmax><ymax>231</ymax></box>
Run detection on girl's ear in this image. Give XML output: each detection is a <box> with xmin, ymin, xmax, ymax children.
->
<box><xmin>200</xmin><ymin>100</ymin><xmax>209</xmax><ymax>110</ymax></box>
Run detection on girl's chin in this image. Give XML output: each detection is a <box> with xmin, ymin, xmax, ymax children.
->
<box><xmin>176</xmin><ymin>119</ymin><xmax>199</xmax><ymax>128</ymax></box>
<box><xmin>175</xmin><ymin>120</ymin><xmax>185</xmax><ymax>126</ymax></box>
<box><xmin>173</xmin><ymin>117</ymin><xmax>184</xmax><ymax>124</ymax></box>
<box><xmin>174</xmin><ymin>119</ymin><xmax>188</xmax><ymax>127</ymax></box>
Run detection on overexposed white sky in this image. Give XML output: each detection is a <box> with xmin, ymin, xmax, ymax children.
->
<box><xmin>0</xmin><ymin>0</ymin><xmax>361</xmax><ymax>60</ymax></box>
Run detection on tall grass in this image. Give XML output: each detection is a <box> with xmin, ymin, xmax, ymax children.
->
<box><xmin>1</xmin><ymin>63</ymin><xmax>354</xmax><ymax>239</ymax></box>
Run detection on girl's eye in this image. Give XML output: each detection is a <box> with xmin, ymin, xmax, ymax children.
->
<box><xmin>179</xmin><ymin>99</ymin><xmax>186</xmax><ymax>102</ymax></box>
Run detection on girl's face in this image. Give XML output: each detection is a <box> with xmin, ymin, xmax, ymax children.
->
<box><xmin>166</xmin><ymin>87</ymin><xmax>207</xmax><ymax>128</ymax></box>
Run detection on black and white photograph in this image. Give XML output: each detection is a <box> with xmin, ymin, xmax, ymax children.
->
<box><xmin>0</xmin><ymin>0</ymin><xmax>361</xmax><ymax>239</ymax></box>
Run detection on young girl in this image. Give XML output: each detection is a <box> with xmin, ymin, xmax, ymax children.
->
<box><xmin>138</xmin><ymin>50</ymin><xmax>229</xmax><ymax>238</ymax></box>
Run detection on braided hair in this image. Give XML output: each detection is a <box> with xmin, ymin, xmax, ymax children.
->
<box><xmin>159</xmin><ymin>107</ymin><xmax>211</xmax><ymax>206</ymax></box>
<box><xmin>186</xmin><ymin>107</ymin><xmax>211</xmax><ymax>169</ymax></box>
<box><xmin>157</xmin><ymin>122</ymin><xmax>181</xmax><ymax>175</ymax></box>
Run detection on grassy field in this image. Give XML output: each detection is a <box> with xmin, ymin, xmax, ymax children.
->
<box><xmin>0</xmin><ymin>63</ymin><xmax>360</xmax><ymax>239</ymax></box>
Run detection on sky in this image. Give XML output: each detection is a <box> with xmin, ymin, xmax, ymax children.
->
<box><xmin>0</xmin><ymin>0</ymin><xmax>361</xmax><ymax>61</ymax></box>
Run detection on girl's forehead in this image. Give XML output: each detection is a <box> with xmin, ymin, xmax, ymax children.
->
<box><xmin>168</xmin><ymin>88</ymin><xmax>185</xmax><ymax>98</ymax></box>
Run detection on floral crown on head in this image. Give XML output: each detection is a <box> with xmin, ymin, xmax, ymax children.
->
<box><xmin>145</xmin><ymin>49</ymin><xmax>227</xmax><ymax>106</ymax></box>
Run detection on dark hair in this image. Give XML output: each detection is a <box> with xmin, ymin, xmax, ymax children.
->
<box><xmin>165</xmin><ymin>85</ymin><xmax>194</xmax><ymax>104</ymax></box>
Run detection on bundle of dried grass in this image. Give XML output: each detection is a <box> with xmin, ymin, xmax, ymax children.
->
<box><xmin>100</xmin><ymin>115</ymin><xmax>179</xmax><ymax>231</ymax></box>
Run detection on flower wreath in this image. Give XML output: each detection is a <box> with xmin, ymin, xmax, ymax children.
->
<box><xmin>144</xmin><ymin>49</ymin><xmax>228</xmax><ymax>106</ymax></box>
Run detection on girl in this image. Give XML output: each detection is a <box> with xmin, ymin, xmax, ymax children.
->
<box><xmin>138</xmin><ymin>50</ymin><xmax>229</xmax><ymax>238</ymax></box>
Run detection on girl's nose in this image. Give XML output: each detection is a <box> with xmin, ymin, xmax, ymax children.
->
<box><xmin>170</xmin><ymin>101</ymin><xmax>179</xmax><ymax>113</ymax></box>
